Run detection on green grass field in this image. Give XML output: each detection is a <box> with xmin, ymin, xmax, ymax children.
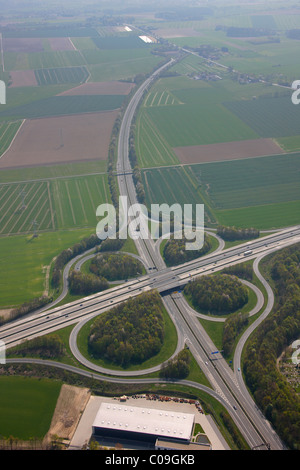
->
<box><xmin>4</xmin><ymin>50</ymin><xmax>86</xmax><ymax>71</ymax></box>
<box><xmin>224</xmin><ymin>95</ymin><xmax>300</xmax><ymax>138</ymax></box>
<box><xmin>0</xmin><ymin>94</ymin><xmax>125</xmax><ymax>119</ymax></box>
<box><xmin>0</xmin><ymin>160</ymin><xmax>107</xmax><ymax>183</ymax></box>
<box><xmin>0</xmin><ymin>376</ymin><xmax>61</xmax><ymax>440</ymax></box>
<box><xmin>0</xmin><ymin>228</ymin><xmax>96</xmax><ymax>307</ymax></box>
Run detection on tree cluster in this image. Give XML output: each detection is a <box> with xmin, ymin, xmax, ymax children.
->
<box><xmin>222</xmin><ymin>262</ymin><xmax>253</xmax><ymax>281</ymax></box>
<box><xmin>68</xmin><ymin>271</ymin><xmax>109</xmax><ymax>296</ymax></box>
<box><xmin>159</xmin><ymin>348</ymin><xmax>191</xmax><ymax>379</ymax></box>
<box><xmin>163</xmin><ymin>234</ymin><xmax>212</xmax><ymax>267</ymax></box>
<box><xmin>9</xmin><ymin>334</ymin><xmax>65</xmax><ymax>359</ymax></box>
<box><xmin>243</xmin><ymin>243</ymin><xmax>300</xmax><ymax>449</ymax></box>
<box><xmin>97</xmin><ymin>236</ymin><xmax>125</xmax><ymax>252</ymax></box>
<box><xmin>217</xmin><ymin>225</ymin><xmax>259</xmax><ymax>242</ymax></box>
<box><xmin>184</xmin><ymin>274</ymin><xmax>248</xmax><ymax>315</ymax></box>
<box><xmin>89</xmin><ymin>253</ymin><xmax>143</xmax><ymax>281</ymax></box>
<box><xmin>222</xmin><ymin>312</ymin><xmax>249</xmax><ymax>357</ymax></box>
<box><xmin>51</xmin><ymin>233</ymin><xmax>101</xmax><ymax>290</ymax></box>
<box><xmin>88</xmin><ymin>292</ymin><xmax>165</xmax><ymax>367</ymax></box>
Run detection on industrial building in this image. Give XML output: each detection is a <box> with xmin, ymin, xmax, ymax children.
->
<box><xmin>92</xmin><ymin>402</ymin><xmax>211</xmax><ymax>450</ymax></box>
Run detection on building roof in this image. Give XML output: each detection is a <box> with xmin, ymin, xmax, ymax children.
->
<box><xmin>155</xmin><ymin>439</ymin><xmax>211</xmax><ymax>451</ymax></box>
<box><xmin>92</xmin><ymin>402</ymin><xmax>194</xmax><ymax>441</ymax></box>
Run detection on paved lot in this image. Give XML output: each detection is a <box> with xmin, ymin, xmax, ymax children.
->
<box><xmin>69</xmin><ymin>395</ymin><xmax>230</xmax><ymax>450</ymax></box>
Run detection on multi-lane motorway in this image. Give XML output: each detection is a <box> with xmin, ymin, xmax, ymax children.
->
<box><xmin>2</xmin><ymin>58</ymin><xmax>300</xmax><ymax>450</ymax></box>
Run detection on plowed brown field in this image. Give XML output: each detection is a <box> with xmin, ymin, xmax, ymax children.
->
<box><xmin>173</xmin><ymin>138</ymin><xmax>284</xmax><ymax>164</ymax></box>
<box><xmin>0</xmin><ymin>111</ymin><xmax>118</xmax><ymax>168</ymax></box>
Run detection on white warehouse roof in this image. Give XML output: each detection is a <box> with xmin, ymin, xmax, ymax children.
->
<box><xmin>93</xmin><ymin>402</ymin><xmax>194</xmax><ymax>441</ymax></box>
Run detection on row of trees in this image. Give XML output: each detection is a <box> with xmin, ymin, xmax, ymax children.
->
<box><xmin>8</xmin><ymin>334</ymin><xmax>65</xmax><ymax>359</ymax></box>
<box><xmin>163</xmin><ymin>234</ymin><xmax>212</xmax><ymax>266</ymax></box>
<box><xmin>222</xmin><ymin>312</ymin><xmax>249</xmax><ymax>358</ymax></box>
<box><xmin>0</xmin><ymin>295</ymin><xmax>52</xmax><ymax>326</ymax></box>
<box><xmin>51</xmin><ymin>233</ymin><xmax>101</xmax><ymax>290</ymax></box>
<box><xmin>222</xmin><ymin>262</ymin><xmax>253</xmax><ymax>281</ymax></box>
<box><xmin>184</xmin><ymin>273</ymin><xmax>248</xmax><ymax>315</ymax></box>
<box><xmin>88</xmin><ymin>292</ymin><xmax>165</xmax><ymax>367</ymax></box>
<box><xmin>243</xmin><ymin>243</ymin><xmax>300</xmax><ymax>449</ymax></box>
<box><xmin>217</xmin><ymin>225</ymin><xmax>259</xmax><ymax>242</ymax></box>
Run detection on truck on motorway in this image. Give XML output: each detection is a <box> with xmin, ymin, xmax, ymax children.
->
<box><xmin>244</xmin><ymin>250</ymin><xmax>253</xmax><ymax>256</ymax></box>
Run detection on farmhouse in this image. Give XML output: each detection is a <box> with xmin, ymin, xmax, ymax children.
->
<box><xmin>92</xmin><ymin>402</ymin><xmax>211</xmax><ymax>450</ymax></box>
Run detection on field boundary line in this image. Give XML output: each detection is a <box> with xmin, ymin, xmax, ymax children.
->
<box><xmin>0</xmin><ymin>119</ymin><xmax>25</xmax><ymax>160</ymax></box>
<box><xmin>0</xmin><ymin>183</ymin><xmax>23</xmax><ymax>226</ymax></box>
<box><xmin>75</xmin><ymin>179</ymin><xmax>88</xmax><ymax>223</ymax></box>
<box><xmin>17</xmin><ymin>190</ymin><xmax>48</xmax><ymax>234</ymax></box>
<box><xmin>0</xmin><ymin>172</ymin><xmax>107</xmax><ymax>186</ymax></box>
<box><xmin>65</xmin><ymin>180</ymin><xmax>76</xmax><ymax>225</ymax></box>
<box><xmin>47</xmin><ymin>181</ymin><xmax>55</xmax><ymax>230</ymax></box>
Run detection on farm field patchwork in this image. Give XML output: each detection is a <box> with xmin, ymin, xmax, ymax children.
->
<box><xmin>142</xmin><ymin>152</ymin><xmax>300</xmax><ymax>229</ymax></box>
<box><xmin>57</xmin><ymin>80</ymin><xmax>135</xmax><ymax>96</ymax></box>
<box><xmin>136</xmin><ymin>77</ymin><xmax>268</xmax><ymax>169</ymax></box>
<box><xmin>224</xmin><ymin>95</ymin><xmax>300</xmax><ymax>138</ymax></box>
<box><xmin>144</xmin><ymin>86</ymin><xmax>259</xmax><ymax>148</ymax></box>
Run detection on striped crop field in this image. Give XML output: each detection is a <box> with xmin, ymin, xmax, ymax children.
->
<box><xmin>34</xmin><ymin>66</ymin><xmax>89</xmax><ymax>86</ymax></box>
<box><xmin>0</xmin><ymin>121</ymin><xmax>22</xmax><ymax>156</ymax></box>
<box><xmin>52</xmin><ymin>175</ymin><xmax>110</xmax><ymax>230</ymax></box>
<box><xmin>0</xmin><ymin>180</ymin><xmax>55</xmax><ymax>235</ymax></box>
<box><xmin>143</xmin><ymin>89</ymin><xmax>183</xmax><ymax>107</ymax></box>
<box><xmin>142</xmin><ymin>165</ymin><xmax>216</xmax><ymax>225</ymax></box>
<box><xmin>0</xmin><ymin>174</ymin><xmax>111</xmax><ymax>236</ymax></box>
<box><xmin>136</xmin><ymin>111</ymin><xmax>180</xmax><ymax>168</ymax></box>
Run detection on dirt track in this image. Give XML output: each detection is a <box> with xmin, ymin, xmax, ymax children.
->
<box><xmin>43</xmin><ymin>384</ymin><xmax>90</xmax><ymax>445</ymax></box>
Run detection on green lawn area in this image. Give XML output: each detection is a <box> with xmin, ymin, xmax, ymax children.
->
<box><xmin>0</xmin><ymin>376</ymin><xmax>61</xmax><ymax>440</ymax></box>
<box><xmin>0</xmin><ymin>228</ymin><xmax>95</xmax><ymax>307</ymax></box>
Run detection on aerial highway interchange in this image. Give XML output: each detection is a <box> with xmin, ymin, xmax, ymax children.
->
<box><xmin>2</xmin><ymin>58</ymin><xmax>300</xmax><ymax>451</ymax></box>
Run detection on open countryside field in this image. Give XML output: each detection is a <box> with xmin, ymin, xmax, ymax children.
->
<box><xmin>0</xmin><ymin>120</ymin><xmax>23</xmax><ymax>155</ymax></box>
<box><xmin>0</xmin><ymin>227</ymin><xmax>96</xmax><ymax>307</ymax></box>
<box><xmin>0</xmin><ymin>173</ymin><xmax>110</xmax><ymax>235</ymax></box>
<box><xmin>0</xmin><ymin>94</ymin><xmax>124</xmax><ymax>119</ymax></box>
<box><xmin>136</xmin><ymin>76</ymin><xmax>279</xmax><ymax>168</ymax></box>
<box><xmin>0</xmin><ymin>376</ymin><xmax>61</xmax><ymax>440</ymax></box>
<box><xmin>0</xmin><ymin>112</ymin><xmax>119</xmax><ymax>168</ymax></box>
<box><xmin>34</xmin><ymin>66</ymin><xmax>89</xmax><ymax>86</ymax></box>
<box><xmin>173</xmin><ymin>138</ymin><xmax>284</xmax><ymax>164</ymax></box>
<box><xmin>142</xmin><ymin>153</ymin><xmax>300</xmax><ymax>230</ymax></box>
